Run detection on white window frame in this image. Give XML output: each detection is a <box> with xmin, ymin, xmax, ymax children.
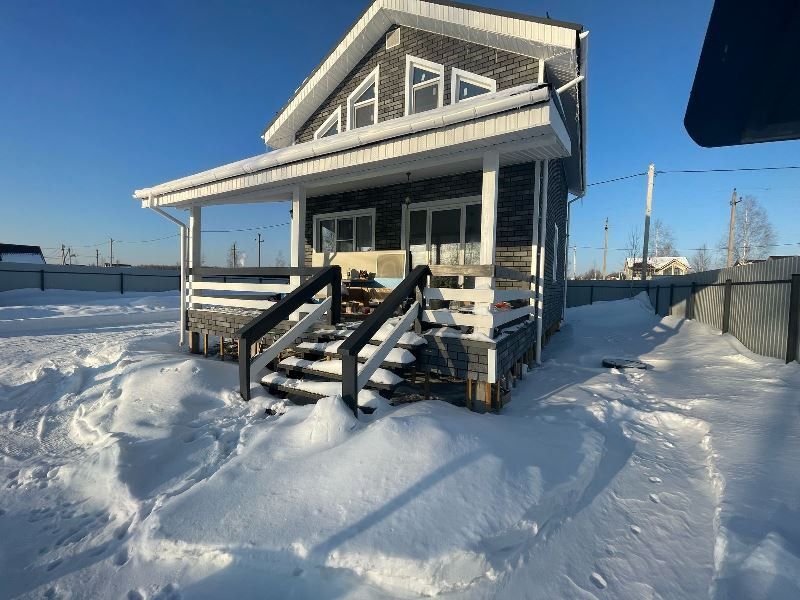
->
<box><xmin>402</xmin><ymin>196</ymin><xmax>481</xmax><ymax>260</ymax></box>
<box><xmin>404</xmin><ymin>55</ymin><xmax>445</xmax><ymax>116</ymax></box>
<box><xmin>450</xmin><ymin>68</ymin><xmax>496</xmax><ymax>103</ymax></box>
<box><xmin>552</xmin><ymin>224</ymin><xmax>560</xmax><ymax>282</ymax></box>
<box><xmin>313</xmin><ymin>208</ymin><xmax>376</xmax><ymax>253</ymax></box>
<box><xmin>314</xmin><ymin>106</ymin><xmax>342</xmax><ymax>140</ymax></box>
<box><xmin>346</xmin><ymin>66</ymin><xmax>379</xmax><ymax>131</ymax></box>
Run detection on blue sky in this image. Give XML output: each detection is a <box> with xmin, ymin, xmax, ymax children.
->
<box><xmin>1</xmin><ymin>0</ymin><xmax>798</xmax><ymax>271</ymax></box>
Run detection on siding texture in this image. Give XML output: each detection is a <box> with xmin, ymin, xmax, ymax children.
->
<box><xmin>543</xmin><ymin>159</ymin><xmax>568</xmax><ymax>332</ymax></box>
<box><xmin>295</xmin><ymin>25</ymin><xmax>539</xmax><ymax>142</ymax></box>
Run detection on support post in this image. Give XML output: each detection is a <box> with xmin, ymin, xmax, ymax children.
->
<box><xmin>238</xmin><ymin>338</ymin><xmax>251</xmax><ymax>401</ymax></box>
<box><xmin>479</xmin><ymin>150</ymin><xmax>499</xmax><ymax>289</ymax></box>
<box><xmin>535</xmin><ymin>160</ymin><xmax>550</xmax><ymax>364</ymax></box>
<box><xmin>655</xmin><ymin>285</ymin><xmax>660</xmax><ymax>315</ymax></box>
<box><xmin>669</xmin><ymin>283</ymin><xmax>674</xmax><ymax>316</ymax></box>
<box><xmin>530</xmin><ymin>161</ymin><xmax>542</xmax><ymax>309</ymax></box>
<box><xmin>722</xmin><ymin>279</ymin><xmax>733</xmax><ymax>333</ymax></box>
<box><xmin>687</xmin><ymin>282</ymin><xmax>697</xmax><ymax>320</ymax></box>
<box><xmin>290</xmin><ymin>186</ymin><xmax>307</xmax><ymax>289</ymax></box>
<box><xmin>341</xmin><ymin>353</ymin><xmax>359</xmax><ymax>416</ymax></box>
<box><xmin>188</xmin><ymin>206</ymin><xmax>202</xmax><ymax>353</ymax></box>
<box><xmin>785</xmin><ymin>274</ymin><xmax>800</xmax><ymax>363</ymax></box>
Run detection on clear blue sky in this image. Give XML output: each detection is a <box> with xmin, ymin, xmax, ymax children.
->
<box><xmin>1</xmin><ymin>0</ymin><xmax>798</xmax><ymax>270</ymax></box>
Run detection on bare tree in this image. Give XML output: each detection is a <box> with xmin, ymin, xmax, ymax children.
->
<box><xmin>577</xmin><ymin>267</ymin><xmax>604</xmax><ymax>280</ymax></box>
<box><xmin>274</xmin><ymin>250</ymin><xmax>287</xmax><ymax>268</ymax></box>
<box><xmin>690</xmin><ymin>244</ymin><xmax>713</xmax><ymax>272</ymax></box>
<box><xmin>733</xmin><ymin>195</ymin><xmax>776</xmax><ymax>263</ymax></box>
<box><xmin>649</xmin><ymin>218</ymin><xmax>678</xmax><ymax>257</ymax></box>
<box><xmin>626</xmin><ymin>226</ymin><xmax>642</xmax><ymax>260</ymax></box>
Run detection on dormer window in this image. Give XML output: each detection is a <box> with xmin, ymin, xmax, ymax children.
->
<box><xmin>451</xmin><ymin>68</ymin><xmax>496</xmax><ymax>103</ymax></box>
<box><xmin>347</xmin><ymin>66</ymin><xmax>379</xmax><ymax>130</ymax></box>
<box><xmin>405</xmin><ymin>56</ymin><xmax>444</xmax><ymax>115</ymax></box>
<box><xmin>314</xmin><ymin>106</ymin><xmax>341</xmax><ymax>139</ymax></box>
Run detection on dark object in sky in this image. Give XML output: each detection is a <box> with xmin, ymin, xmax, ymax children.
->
<box><xmin>602</xmin><ymin>358</ymin><xmax>650</xmax><ymax>370</ymax></box>
<box><xmin>685</xmin><ymin>0</ymin><xmax>800</xmax><ymax>147</ymax></box>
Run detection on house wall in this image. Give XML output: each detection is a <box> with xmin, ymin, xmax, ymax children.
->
<box><xmin>543</xmin><ymin>159</ymin><xmax>568</xmax><ymax>332</ymax></box>
<box><xmin>295</xmin><ymin>25</ymin><xmax>539</xmax><ymax>143</ymax></box>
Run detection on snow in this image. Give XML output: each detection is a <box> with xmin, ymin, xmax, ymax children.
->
<box><xmin>296</xmin><ymin>339</ymin><xmax>416</xmax><ymax>365</ymax></box>
<box><xmin>277</xmin><ymin>356</ymin><xmax>404</xmax><ymax>386</ymax></box>
<box><xmin>1</xmin><ymin>290</ymin><xmax>799</xmax><ymax>599</ymax></box>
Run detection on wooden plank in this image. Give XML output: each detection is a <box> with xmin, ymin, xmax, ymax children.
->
<box><xmin>357</xmin><ymin>301</ymin><xmax>419</xmax><ymax>390</ymax></box>
<box><xmin>494</xmin><ymin>265</ymin><xmax>534</xmax><ymax>283</ymax></box>
<box><xmin>190</xmin><ymin>266</ymin><xmax>317</xmax><ymax>277</ymax></box>
<box><xmin>189</xmin><ymin>281</ymin><xmax>293</xmax><ymax>293</ymax></box>
<box><xmin>424</xmin><ymin>287</ymin><xmax>534</xmax><ymax>302</ymax></box>
<box><xmin>428</xmin><ymin>264</ymin><xmax>493</xmax><ymax>277</ymax></box>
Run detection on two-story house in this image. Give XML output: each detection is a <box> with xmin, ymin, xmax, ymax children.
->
<box><xmin>134</xmin><ymin>0</ymin><xmax>588</xmax><ymax>413</ymax></box>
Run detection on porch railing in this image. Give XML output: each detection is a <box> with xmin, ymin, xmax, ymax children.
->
<box><xmin>338</xmin><ymin>265</ymin><xmax>430</xmax><ymax>415</ymax></box>
<box><xmin>234</xmin><ymin>266</ymin><xmax>342</xmax><ymax>401</ymax></box>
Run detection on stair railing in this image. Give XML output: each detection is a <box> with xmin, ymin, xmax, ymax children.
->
<box><xmin>338</xmin><ymin>265</ymin><xmax>430</xmax><ymax>415</ymax></box>
<box><xmin>236</xmin><ymin>266</ymin><xmax>341</xmax><ymax>400</ymax></box>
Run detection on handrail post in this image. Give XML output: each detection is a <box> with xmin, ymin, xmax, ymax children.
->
<box><xmin>341</xmin><ymin>353</ymin><xmax>359</xmax><ymax>416</ymax></box>
<box><xmin>331</xmin><ymin>270</ymin><xmax>342</xmax><ymax>325</ymax></box>
<box><xmin>786</xmin><ymin>274</ymin><xmax>800</xmax><ymax>363</ymax></box>
<box><xmin>238</xmin><ymin>337</ymin><xmax>251</xmax><ymax>401</ymax></box>
<box><xmin>722</xmin><ymin>279</ymin><xmax>733</xmax><ymax>333</ymax></box>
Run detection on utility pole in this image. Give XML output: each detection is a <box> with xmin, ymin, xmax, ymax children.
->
<box><xmin>726</xmin><ymin>188</ymin><xmax>739</xmax><ymax>267</ymax></box>
<box><xmin>255</xmin><ymin>233</ymin><xmax>263</xmax><ymax>268</ymax></box>
<box><xmin>109</xmin><ymin>238</ymin><xmax>114</xmax><ymax>267</ymax></box>
<box><xmin>602</xmin><ymin>217</ymin><xmax>609</xmax><ymax>278</ymax></box>
<box><xmin>640</xmin><ymin>163</ymin><xmax>655</xmax><ymax>280</ymax></box>
<box><xmin>61</xmin><ymin>244</ymin><xmax>66</xmax><ymax>265</ymax></box>
<box><xmin>572</xmin><ymin>245</ymin><xmax>577</xmax><ymax>279</ymax></box>
<box><xmin>232</xmin><ymin>242</ymin><xmax>238</xmax><ymax>267</ymax></box>
<box><xmin>96</xmin><ymin>249</ymin><xmax>100</xmax><ymax>267</ymax></box>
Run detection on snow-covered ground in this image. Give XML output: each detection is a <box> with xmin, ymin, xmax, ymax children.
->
<box><xmin>0</xmin><ymin>289</ymin><xmax>798</xmax><ymax>599</ymax></box>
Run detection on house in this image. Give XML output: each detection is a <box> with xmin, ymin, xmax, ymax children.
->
<box><xmin>623</xmin><ymin>256</ymin><xmax>690</xmax><ymax>280</ymax></box>
<box><xmin>134</xmin><ymin>0</ymin><xmax>588</xmax><ymax>413</ymax></box>
<box><xmin>0</xmin><ymin>244</ymin><xmax>46</xmax><ymax>264</ymax></box>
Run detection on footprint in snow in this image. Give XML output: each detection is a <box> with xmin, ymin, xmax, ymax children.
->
<box><xmin>590</xmin><ymin>572</ymin><xmax>608</xmax><ymax>589</ymax></box>
<box><xmin>649</xmin><ymin>476</ymin><xmax>662</xmax><ymax>484</ymax></box>
<box><xmin>630</xmin><ymin>525</ymin><xmax>642</xmax><ymax>535</ymax></box>
<box><xmin>114</xmin><ymin>547</ymin><xmax>130</xmax><ymax>566</ymax></box>
<box><xmin>649</xmin><ymin>493</ymin><xmax>661</xmax><ymax>504</ymax></box>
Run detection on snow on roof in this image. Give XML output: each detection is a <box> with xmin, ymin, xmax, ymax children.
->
<box><xmin>624</xmin><ymin>256</ymin><xmax>690</xmax><ymax>269</ymax></box>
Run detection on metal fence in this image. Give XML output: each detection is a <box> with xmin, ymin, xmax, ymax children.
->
<box><xmin>0</xmin><ymin>262</ymin><xmax>180</xmax><ymax>294</ymax></box>
<box><xmin>566</xmin><ymin>257</ymin><xmax>800</xmax><ymax>363</ymax></box>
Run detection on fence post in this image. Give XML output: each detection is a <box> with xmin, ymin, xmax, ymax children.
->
<box><xmin>722</xmin><ymin>279</ymin><xmax>733</xmax><ymax>334</ymax></box>
<box><xmin>40</xmin><ymin>269</ymin><xmax>45</xmax><ymax>291</ymax></box>
<box><xmin>341</xmin><ymin>353</ymin><xmax>359</xmax><ymax>416</ymax></box>
<box><xmin>238</xmin><ymin>338</ymin><xmax>251</xmax><ymax>401</ymax></box>
<box><xmin>589</xmin><ymin>284</ymin><xmax>594</xmax><ymax>305</ymax></box>
<box><xmin>120</xmin><ymin>272</ymin><xmax>124</xmax><ymax>295</ymax></box>
<box><xmin>786</xmin><ymin>274</ymin><xmax>800</xmax><ymax>363</ymax></box>
<box><xmin>687</xmin><ymin>282</ymin><xmax>697</xmax><ymax>320</ymax></box>
<box><xmin>655</xmin><ymin>286</ymin><xmax>660</xmax><ymax>315</ymax></box>
<box><xmin>668</xmin><ymin>284</ymin><xmax>674</xmax><ymax>316</ymax></box>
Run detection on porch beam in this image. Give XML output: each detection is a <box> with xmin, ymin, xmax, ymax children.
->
<box><xmin>290</xmin><ymin>186</ymin><xmax>307</xmax><ymax>289</ymax></box>
<box><xmin>478</xmin><ymin>150</ymin><xmax>499</xmax><ymax>291</ymax></box>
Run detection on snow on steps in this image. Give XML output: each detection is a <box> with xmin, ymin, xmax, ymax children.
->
<box><xmin>261</xmin><ymin>372</ymin><xmax>386</xmax><ymax>408</ymax></box>
<box><xmin>315</xmin><ymin>320</ymin><xmax>427</xmax><ymax>350</ymax></box>
<box><xmin>296</xmin><ymin>339</ymin><xmax>416</xmax><ymax>368</ymax></box>
<box><xmin>277</xmin><ymin>357</ymin><xmax>403</xmax><ymax>390</ymax></box>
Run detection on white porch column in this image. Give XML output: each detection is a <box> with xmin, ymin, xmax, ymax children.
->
<box><xmin>290</xmin><ymin>185</ymin><xmax>307</xmax><ymax>288</ymax></box>
<box><xmin>479</xmin><ymin>150</ymin><xmax>499</xmax><ymax>290</ymax></box>
<box><xmin>535</xmin><ymin>160</ymin><xmax>550</xmax><ymax>364</ymax></box>
<box><xmin>188</xmin><ymin>205</ymin><xmax>202</xmax><ymax>351</ymax></box>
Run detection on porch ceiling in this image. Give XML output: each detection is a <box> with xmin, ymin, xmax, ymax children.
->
<box><xmin>136</xmin><ymin>86</ymin><xmax>570</xmax><ymax>209</ymax></box>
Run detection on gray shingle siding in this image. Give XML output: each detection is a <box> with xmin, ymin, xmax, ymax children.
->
<box><xmin>543</xmin><ymin>158</ymin><xmax>568</xmax><ymax>332</ymax></box>
<box><xmin>295</xmin><ymin>25</ymin><xmax>539</xmax><ymax>143</ymax></box>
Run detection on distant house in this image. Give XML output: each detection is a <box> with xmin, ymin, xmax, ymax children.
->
<box><xmin>0</xmin><ymin>244</ymin><xmax>46</xmax><ymax>264</ymax></box>
<box><xmin>623</xmin><ymin>256</ymin><xmax>690</xmax><ymax>280</ymax></box>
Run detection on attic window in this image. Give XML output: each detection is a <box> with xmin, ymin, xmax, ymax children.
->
<box><xmin>347</xmin><ymin>66</ymin><xmax>379</xmax><ymax>131</ymax></box>
<box><xmin>405</xmin><ymin>56</ymin><xmax>444</xmax><ymax>115</ymax></box>
<box><xmin>451</xmin><ymin>68</ymin><xmax>496</xmax><ymax>103</ymax></box>
<box><xmin>314</xmin><ymin>106</ymin><xmax>341</xmax><ymax>139</ymax></box>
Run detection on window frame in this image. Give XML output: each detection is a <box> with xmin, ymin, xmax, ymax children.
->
<box><xmin>450</xmin><ymin>68</ymin><xmax>496</xmax><ymax>104</ymax></box>
<box><xmin>346</xmin><ymin>66</ymin><xmax>380</xmax><ymax>131</ymax></box>
<box><xmin>312</xmin><ymin>208</ymin><xmax>376</xmax><ymax>253</ymax></box>
<box><xmin>314</xmin><ymin>106</ymin><xmax>342</xmax><ymax>140</ymax></box>
<box><xmin>404</xmin><ymin>55</ymin><xmax>445</xmax><ymax>116</ymax></box>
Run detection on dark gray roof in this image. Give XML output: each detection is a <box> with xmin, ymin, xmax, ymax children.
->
<box><xmin>0</xmin><ymin>243</ymin><xmax>44</xmax><ymax>256</ymax></box>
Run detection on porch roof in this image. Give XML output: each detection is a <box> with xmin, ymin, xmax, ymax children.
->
<box><xmin>134</xmin><ymin>84</ymin><xmax>570</xmax><ymax>209</ymax></box>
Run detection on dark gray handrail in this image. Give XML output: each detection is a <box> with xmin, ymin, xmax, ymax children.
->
<box><xmin>237</xmin><ymin>266</ymin><xmax>341</xmax><ymax>400</ymax></box>
<box><xmin>338</xmin><ymin>265</ymin><xmax>430</xmax><ymax>414</ymax></box>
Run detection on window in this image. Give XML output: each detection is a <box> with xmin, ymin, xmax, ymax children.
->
<box><xmin>347</xmin><ymin>66</ymin><xmax>379</xmax><ymax>131</ymax></box>
<box><xmin>451</xmin><ymin>68</ymin><xmax>496</xmax><ymax>103</ymax></box>
<box><xmin>314</xmin><ymin>106</ymin><xmax>341</xmax><ymax>139</ymax></box>
<box><xmin>405</xmin><ymin>56</ymin><xmax>444</xmax><ymax>115</ymax></box>
<box><xmin>552</xmin><ymin>224</ymin><xmax>560</xmax><ymax>282</ymax></box>
<box><xmin>314</xmin><ymin>209</ymin><xmax>375</xmax><ymax>253</ymax></box>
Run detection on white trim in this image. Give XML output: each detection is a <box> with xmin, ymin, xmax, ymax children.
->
<box><xmin>405</xmin><ymin>55</ymin><xmax>444</xmax><ymax>116</ymax></box>
<box><xmin>450</xmin><ymin>68</ymin><xmax>496</xmax><ymax>104</ymax></box>
<box><xmin>346</xmin><ymin>65</ymin><xmax>379</xmax><ymax>131</ymax></box>
<box><xmin>314</xmin><ymin>106</ymin><xmax>342</xmax><ymax>139</ymax></box>
<box><xmin>357</xmin><ymin>300</ymin><xmax>419</xmax><ymax>390</ymax></box>
<box><xmin>312</xmin><ymin>207</ymin><xmax>376</xmax><ymax>253</ymax></box>
<box><xmin>290</xmin><ymin>186</ymin><xmax>306</xmax><ymax>288</ymax></box>
<box><xmin>479</xmin><ymin>150</ymin><xmax>499</xmax><ymax>289</ymax></box>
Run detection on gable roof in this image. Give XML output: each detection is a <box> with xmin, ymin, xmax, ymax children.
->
<box><xmin>0</xmin><ymin>243</ymin><xmax>45</xmax><ymax>264</ymax></box>
<box><xmin>262</xmin><ymin>0</ymin><xmax>587</xmax><ymax>195</ymax></box>
<box><xmin>625</xmin><ymin>256</ymin><xmax>690</xmax><ymax>270</ymax></box>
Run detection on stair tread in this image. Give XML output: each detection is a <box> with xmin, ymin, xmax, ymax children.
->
<box><xmin>261</xmin><ymin>372</ymin><xmax>386</xmax><ymax>404</ymax></box>
<box><xmin>296</xmin><ymin>340</ymin><xmax>416</xmax><ymax>367</ymax></box>
<box><xmin>277</xmin><ymin>357</ymin><xmax>403</xmax><ymax>390</ymax></box>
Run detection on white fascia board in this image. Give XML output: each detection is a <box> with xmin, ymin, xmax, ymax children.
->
<box><xmin>262</xmin><ymin>0</ymin><xmax>580</xmax><ymax>148</ymax></box>
<box><xmin>135</xmin><ymin>84</ymin><xmax>551</xmax><ymax>201</ymax></box>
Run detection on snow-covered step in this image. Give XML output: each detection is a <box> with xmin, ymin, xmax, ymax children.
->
<box><xmin>260</xmin><ymin>372</ymin><xmax>386</xmax><ymax>409</ymax></box>
<box><xmin>312</xmin><ymin>321</ymin><xmax>427</xmax><ymax>350</ymax></box>
<box><xmin>296</xmin><ymin>340</ymin><xmax>416</xmax><ymax>369</ymax></box>
<box><xmin>277</xmin><ymin>357</ymin><xmax>403</xmax><ymax>392</ymax></box>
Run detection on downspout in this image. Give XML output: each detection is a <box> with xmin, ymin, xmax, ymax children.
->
<box><xmin>149</xmin><ymin>204</ymin><xmax>188</xmax><ymax>346</ymax></box>
<box><xmin>535</xmin><ymin>160</ymin><xmax>550</xmax><ymax>365</ymax></box>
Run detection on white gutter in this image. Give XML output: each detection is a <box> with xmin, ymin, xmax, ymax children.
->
<box><xmin>578</xmin><ymin>30</ymin><xmax>589</xmax><ymax>196</ymax></box>
<box><xmin>149</xmin><ymin>206</ymin><xmax>188</xmax><ymax>346</ymax></box>
<box><xmin>134</xmin><ymin>83</ymin><xmax>550</xmax><ymax>201</ymax></box>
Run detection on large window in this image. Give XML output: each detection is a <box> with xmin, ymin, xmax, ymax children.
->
<box><xmin>314</xmin><ymin>209</ymin><xmax>375</xmax><ymax>253</ymax></box>
<box><xmin>451</xmin><ymin>68</ymin><xmax>496</xmax><ymax>103</ymax></box>
<box><xmin>405</xmin><ymin>56</ymin><xmax>444</xmax><ymax>115</ymax></box>
<box><xmin>347</xmin><ymin>66</ymin><xmax>379</xmax><ymax>131</ymax></box>
<box><xmin>314</xmin><ymin>106</ymin><xmax>341</xmax><ymax>139</ymax></box>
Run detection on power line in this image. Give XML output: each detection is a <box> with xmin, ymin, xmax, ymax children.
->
<box><xmin>587</xmin><ymin>172</ymin><xmax>646</xmax><ymax>187</ymax></box>
<box><xmin>657</xmin><ymin>165</ymin><xmax>800</xmax><ymax>175</ymax></box>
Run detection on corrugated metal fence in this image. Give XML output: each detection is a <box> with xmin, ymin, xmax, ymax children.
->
<box><xmin>0</xmin><ymin>262</ymin><xmax>180</xmax><ymax>294</ymax></box>
<box><xmin>566</xmin><ymin>257</ymin><xmax>800</xmax><ymax>363</ymax></box>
